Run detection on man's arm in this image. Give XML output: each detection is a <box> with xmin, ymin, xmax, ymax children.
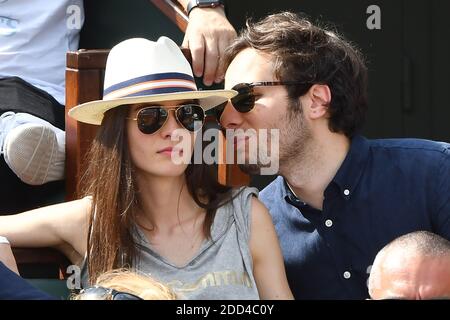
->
<box><xmin>177</xmin><ymin>0</ymin><xmax>237</xmax><ymax>86</ymax></box>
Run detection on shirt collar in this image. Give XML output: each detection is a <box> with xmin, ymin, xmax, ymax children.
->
<box><xmin>331</xmin><ymin>135</ymin><xmax>370</xmax><ymax>199</ymax></box>
<box><xmin>281</xmin><ymin>135</ymin><xmax>370</xmax><ymax>202</ymax></box>
<box><xmin>283</xmin><ymin>178</ymin><xmax>305</xmax><ymax>205</ymax></box>
<box><xmin>281</xmin><ymin>178</ymin><xmax>313</xmax><ymax>211</ymax></box>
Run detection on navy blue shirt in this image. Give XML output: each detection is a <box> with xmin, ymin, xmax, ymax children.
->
<box><xmin>0</xmin><ymin>262</ymin><xmax>56</xmax><ymax>300</ymax></box>
<box><xmin>260</xmin><ymin>135</ymin><xmax>450</xmax><ymax>300</ymax></box>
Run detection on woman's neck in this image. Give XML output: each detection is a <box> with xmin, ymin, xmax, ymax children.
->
<box><xmin>135</xmin><ymin>173</ymin><xmax>202</xmax><ymax>231</ymax></box>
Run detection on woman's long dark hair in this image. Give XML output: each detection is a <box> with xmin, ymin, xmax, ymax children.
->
<box><xmin>80</xmin><ymin>105</ymin><xmax>233</xmax><ymax>283</ymax></box>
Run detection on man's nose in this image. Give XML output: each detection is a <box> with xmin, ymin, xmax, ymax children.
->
<box><xmin>219</xmin><ymin>101</ymin><xmax>244</xmax><ymax>129</ymax></box>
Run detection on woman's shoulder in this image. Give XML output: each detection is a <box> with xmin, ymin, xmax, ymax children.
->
<box><xmin>223</xmin><ymin>186</ymin><xmax>259</xmax><ymax>218</ymax></box>
<box><xmin>230</xmin><ymin>186</ymin><xmax>259</xmax><ymax>201</ymax></box>
<box><xmin>217</xmin><ymin>186</ymin><xmax>260</xmax><ymax>240</ymax></box>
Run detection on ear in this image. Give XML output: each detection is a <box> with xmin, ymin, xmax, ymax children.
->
<box><xmin>307</xmin><ymin>84</ymin><xmax>331</xmax><ymax>120</ymax></box>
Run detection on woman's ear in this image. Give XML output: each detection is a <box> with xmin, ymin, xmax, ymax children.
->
<box><xmin>307</xmin><ymin>84</ymin><xmax>331</xmax><ymax>120</ymax></box>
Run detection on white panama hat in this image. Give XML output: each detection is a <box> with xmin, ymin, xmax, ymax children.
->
<box><xmin>68</xmin><ymin>36</ymin><xmax>236</xmax><ymax>125</ymax></box>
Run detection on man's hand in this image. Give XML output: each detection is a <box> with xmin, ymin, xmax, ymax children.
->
<box><xmin>182</xmin><ymin>7</ymin><xmax>237</xmax><ymax>86</ymax></box>
<box><xmin>0</xmin><ymin>243</ymin><xmax>19</xmax><ymax>275</ymax></box>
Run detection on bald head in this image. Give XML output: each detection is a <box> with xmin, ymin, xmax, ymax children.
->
<box><xmin>369</xmin><ymin>231</ymin><xmax>450</xmax><ymax>300</ymax></box>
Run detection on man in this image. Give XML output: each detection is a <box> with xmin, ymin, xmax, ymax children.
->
<box><xmin>219</xmin><ymin>12</ymin><xmax>450</xmax><ymax>299</ymax></box>
<box><xmin>0</xmin><ymin>0</ymin><xmax>235</xmax><ymax>211</ymax></box>
<box><xmin>369</xmin><ymin>231</ymin><xmax>450</xmax><ymax>300</ymax></box>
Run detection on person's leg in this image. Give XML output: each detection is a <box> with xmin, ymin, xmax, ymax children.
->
<box><xmin>0</xmin><ymin>77</ymin><xmax>65</xmax><ymax>130</ymax></box>
<box><xmin>1</xmin><ymin>112</ymin><xmax>65</xmax><ymax>185</ymax></box>
<box><xmin>0</xmin><ymin>77</ymin><xmax>65</xmax><ymax>186</ymax></box>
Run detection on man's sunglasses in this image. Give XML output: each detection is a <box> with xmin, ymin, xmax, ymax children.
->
<box><xmin>77</xmin><ymin>286</ymin><xmax>143</xmax><ymax>300</ymax></box>
<box><xmin>214</xmin><ymin>81</ymin><xmax>311</xmax><ymax>120</ymax></box>
<box><xmin>127</xmin><ymin>104</ymin><xmax>205</xmax><ymax>135</ymax></box>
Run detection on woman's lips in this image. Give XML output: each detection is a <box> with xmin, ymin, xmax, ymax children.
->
<box><xmin>157</xmin><ymin>147</ymin><xmax>183</xmax><ymax>156</ymax></box>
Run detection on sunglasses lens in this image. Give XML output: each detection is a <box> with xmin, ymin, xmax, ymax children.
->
<box><xmin>137</xmin><ymin>108</ymin><xmax>167</xmax><ymax>134</ymax></box>
<box><xmin>231</xmin><ymin>84</ymin><xmax>254</xmax><ymax>113</ymax></box>
<box><xmin>112</xmin><ymin>292</ymin><xmax>143</xmax><ymax>300</ymax></box>
<box><xmin>79</xmin><ymin>287</ymin><xmax>110</xmax><ymax>300</ymax></box>
<box><xmin>176</xmin><ymin>104</ymin><xmax>205</xmax><ymax>132</ymax></box>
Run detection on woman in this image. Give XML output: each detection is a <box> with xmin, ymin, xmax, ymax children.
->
<box><xmin>0</xmin><ymin>37</ymin><xmax>292</xmax><ymax>299</ymax></box>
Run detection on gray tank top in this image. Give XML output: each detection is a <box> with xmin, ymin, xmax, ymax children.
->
<box><xmin>81</xmin><ymin>187</ymin><xmax>260</xmax><ymax>300</ymax></box>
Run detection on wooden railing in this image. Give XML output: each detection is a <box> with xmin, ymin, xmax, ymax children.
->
<box><xmin>65</xmin><ymin>49</ymin><xmax>109</xmax><ymax>200</ymax></box>
<box><xmin>149</xmin><ymin>0</ymin><xmax>189</xmax><ymax>31</ymax></box>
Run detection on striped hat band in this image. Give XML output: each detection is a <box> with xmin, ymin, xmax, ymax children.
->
<box><xmin>103</xmin><ymin>72</ymin><xmax>197</xmax><ymax>100</ymax></box>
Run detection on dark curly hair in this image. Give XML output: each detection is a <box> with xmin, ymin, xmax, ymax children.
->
<box><xmin>222</xmin><ymin>12</ymin><xmax>368</xmax><ymax>138</ymax></box>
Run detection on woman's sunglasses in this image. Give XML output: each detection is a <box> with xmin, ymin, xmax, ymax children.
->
<box><xmin>214</xmin><ymin>81</ymin><xmax>311</xmax><ymax>120</ymax></box>
<box><xmin>127</xmin><ymin>104</ymin><xmax>205</xmax><ymax>135</ymax></box>
<box><xmin>77</xmin><ymin>286</ymin><xmax>143</xmax><ymax>300</ymax></box>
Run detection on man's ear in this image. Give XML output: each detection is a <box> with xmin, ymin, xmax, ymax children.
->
<box><xmin>306</xmin><ymin>84</ymin><xmax>331</xmax><ymax>119</ymax></box>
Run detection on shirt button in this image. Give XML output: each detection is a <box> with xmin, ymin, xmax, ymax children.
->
<box><xmin>343</xmin><ymin>271</ymin><xmax>351</xmax><ymax>279</ymax></box>
<box><xmin>343</xmin><ymin>189</ymin><xmax>350</xmax><ymax>196</ymax></box>
<box><xmin>325</xmin><ymin>219</ymin><xmax>333</xmax><ymax>227</ymax></box>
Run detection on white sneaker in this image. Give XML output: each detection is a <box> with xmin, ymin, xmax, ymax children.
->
<box><xmin>0</xmin><ymin>112</ymin><xmax>65</xmax><ymax>185</ymax></box>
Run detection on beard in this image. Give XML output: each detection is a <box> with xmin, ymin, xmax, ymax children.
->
<box><xmin>238</xmin><ymin>163</ymin><xmax>261</xmax><ymax>175</ymax></box>
<box><xmin>236</xmin><ymin>128</ymin><xmax>278</xmax><ymax>175</ymax></box>
<box><xmin>278</xmin><ymin>100</ymin><xmax>312</xmax><ymax>171</ymax></box>
<box><xmin>237</xmin><ymin>99</ymin><xmax>311</xmax><ymax>175</ymax></box>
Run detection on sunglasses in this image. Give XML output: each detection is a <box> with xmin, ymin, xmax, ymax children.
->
<box><xmin>78</xmin><ymin>286</ymin><xmax>143</xmax><ymax>300</ymax></box>
<box><xmin>127</xmin><ymin>104</ymin><xmax>205</xmax><ymax>135</ymax></box>
<box><xmin>215</xmin><ymin>81</ymin><xmax>310</xmax><ymax>120</ymax></box>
